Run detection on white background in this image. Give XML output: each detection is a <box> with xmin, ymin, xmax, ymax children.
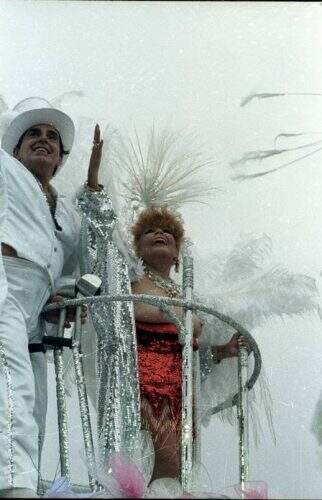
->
<box><xmin>1</xmin><ymin>1</ymin><xmax>322</xmax><ymax>497</ymax></box>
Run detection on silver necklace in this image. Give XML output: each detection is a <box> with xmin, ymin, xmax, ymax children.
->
<box><xmin>35</xmin><ymin>178</ymin><xmax>60</xmax><ymax>229</ymax></box>
<box><xmin>145</xmin><ymin>267</ymin><xmax>182</xmax><ymax>298</ymax></box>
<box><xmin>36</xmin><ymin>179</ymin><xmax>56</xmax><ymax>214</ymax></box>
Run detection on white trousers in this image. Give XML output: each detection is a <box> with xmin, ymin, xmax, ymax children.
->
<box><xmin>0</xmin><ymin>257</ymin><xmax>51</xmax><ymax>491</ymax></box>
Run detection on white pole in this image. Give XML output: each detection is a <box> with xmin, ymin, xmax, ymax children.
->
<box><xmin>181</xmin><ymin>247</ymin><xmax>194</xmax><ymax>491</ymax></box>
<box><xmin>237</xmin><ymin>341</ymin><xmax>249</xmax><ymax>491</ymax></box>
<box><xmin>72</xmin><ymin>304</ymin><xmax>97</xmax><ymax>490</ymax></box>
<box><xmin>54</xmin><ymin>308</ymin><xmax>71</xmax><ymax>480</ymax></box>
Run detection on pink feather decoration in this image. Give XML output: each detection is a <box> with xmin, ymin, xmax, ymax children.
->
<box><xmin>234</xmin><ymin>481</ymin><xmax>268</xmax><ymax>499</ymax></box>
<box><xmin>108</xmin><ymin>452</ymin><xmax>146</xmax><ymax>498</ymax></box>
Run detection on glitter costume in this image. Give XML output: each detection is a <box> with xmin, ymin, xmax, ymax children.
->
<box><xmin>137</xmin><ymin>321</ymin><xmax>199</xmax><ymax>429</ymax></box>
<box><xmin>77</xmin><ymin>186</ymin><xmax>142</xmax><ymax>463</ymax></box>
<box><xmin>75</xmin><ymin>127</ymin><xmax>320</xmax><ymax>488</ymax></box>
<box><xmin>137</xmin><ymin>321</ymin><xmax>182</xmax><ymax>425</ymax></box>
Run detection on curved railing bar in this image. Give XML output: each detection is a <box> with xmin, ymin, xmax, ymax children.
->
<box><xmin>43</xmin><ymin>293</ymin><xmax>261</xmax><ymax>413</ymax></box>
<box><xmin>40</xmin><ymin>293</ymin><xmax>261</xmax><ymax>495</ymax></box>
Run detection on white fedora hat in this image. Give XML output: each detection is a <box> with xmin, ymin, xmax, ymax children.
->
<box><xmin>1</xmin><ymin>96</ymin><xmax>75</xmax><ymax>169</ymax></box>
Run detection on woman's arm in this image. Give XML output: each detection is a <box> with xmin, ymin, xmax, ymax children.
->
<box><xmin>87</xmin><ymin>124</ymin><xmax>103</xmax><ymax>191</ymax></box>
<box><xmin>77</xmin><ymin>125</ymin><xmax>119</xmax><ymax>242</ymax></box>
<box><xmin>211</xmin><ymin>332</ymin><xmax>251</xmax><ymax>364</ymax></box>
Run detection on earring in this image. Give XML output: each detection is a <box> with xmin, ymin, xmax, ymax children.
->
<box><xmin>175</xmin><ymin>258</ymin><xmax>179</xmax><ymax>273</ymax></box>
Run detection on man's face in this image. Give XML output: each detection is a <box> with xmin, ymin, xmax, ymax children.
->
<box><xmin>13</xmin><ymin>123</ymin><xmax>62</xmax><ymax>181</ymax></box>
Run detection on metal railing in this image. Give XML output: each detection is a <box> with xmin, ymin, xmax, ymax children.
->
<box><xmin>38</xmin><ymin>292</ymin><xmax>261</xmax><ymax>495</ymax></box>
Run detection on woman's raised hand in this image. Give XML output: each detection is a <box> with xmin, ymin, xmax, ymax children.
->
<box><xmin>87</xmin><ymin>124</ymin><xmax>103</xmax><ymax>190</ymax></box>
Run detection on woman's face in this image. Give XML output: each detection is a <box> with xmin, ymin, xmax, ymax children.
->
<box><xmin>137</xmin><ymin>226</ymin><xmax>179</xmax><ymax>267</ymax></box>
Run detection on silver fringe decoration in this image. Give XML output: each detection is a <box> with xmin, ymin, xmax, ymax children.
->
<box><xmin>0</xmin><ymin>339</ymin><xmax>14</xmax><ymax>487</ymax></box>
<box><xmin>77</xmin><ymin>188</ymin><xmax>141</xmax><ymax>465</ymax></box>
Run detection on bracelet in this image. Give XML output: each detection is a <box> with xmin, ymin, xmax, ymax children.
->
<box><xmin>84</xmin><ymin>181</ymin><xmax>103</xmax><ymax>192</ymax></box>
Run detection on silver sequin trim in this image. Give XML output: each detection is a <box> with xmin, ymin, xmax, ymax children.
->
<box><xmin>0</xmin><ymin>339</ymin><xmax>14</xmax><ymax>487</ymax></box>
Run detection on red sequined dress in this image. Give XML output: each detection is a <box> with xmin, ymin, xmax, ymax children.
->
<box><xmin>136</xmin><ymin>320</ymin><xmax>198</xmax><ymax>431</ymax></box>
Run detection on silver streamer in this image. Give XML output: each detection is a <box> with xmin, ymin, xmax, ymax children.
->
<box><xmin>0</xmin><ymin>339</ymin><xmax>14</xmax><ymax>487</ymax></box>
<box><xmin>77</xmin><ymin>188</ymin><xmax>141</xmax><ymax>464</ymax></box>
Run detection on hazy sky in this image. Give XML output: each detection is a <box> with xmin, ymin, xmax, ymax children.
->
<box><xmin>1</xmin><ymin>1</ymin><xmax>322</xmax><ymax>498</ymax></box>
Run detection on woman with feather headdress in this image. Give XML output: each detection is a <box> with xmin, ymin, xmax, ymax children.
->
<box><xmin>74</xmin><ymin>123</ymin><xmax>319</xmax><ymax>491</ymax></box>
<box><xmin>76</xmin><ymin>125</ymin><xmax>252</xmax><ymax>484</ymax></box>
<box><xmin>129</xmin><ymin>204</ymin><xmax>253</xmax><ymax>482</ymax></box>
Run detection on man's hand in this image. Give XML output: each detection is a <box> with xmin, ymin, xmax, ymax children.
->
<box><xmin>42</xmin><ymin>294</ymin><xmax>87</xmax><ymax>328</ymax></box>
<box><xmin>87</xmin><ymin>124</ymin><xmax>103</xmax><ymax>190</ymax></box>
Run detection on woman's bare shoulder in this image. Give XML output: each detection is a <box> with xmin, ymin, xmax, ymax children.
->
<box><xmin>131</xmin><ymin>276</ymin><xmax>162</xmax><ymax>295</ymax></box>
<box><xmin>131</xmin><ymin>276</ymin><xmax>149</xmax><ymax>292</ymax></box>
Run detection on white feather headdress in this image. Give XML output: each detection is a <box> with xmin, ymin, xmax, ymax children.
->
<box><xmin>112</xmin><ymin>126</ymin><xmax>216</xmax><ymax>211</ymax></box>
<box><xmin>97</xmin><ymin>126</ymin><xmax>217</xmax><ymax>279</ymax></box>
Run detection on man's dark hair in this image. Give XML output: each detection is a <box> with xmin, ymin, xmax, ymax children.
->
<box><xmin>15</xmin><ymin>128</ymin><xmax>69</xmax><ymax>159</ymax></box>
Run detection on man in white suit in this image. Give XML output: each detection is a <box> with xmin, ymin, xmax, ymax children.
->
<box><xmin>0</xmin><ymin>97</ymin><xmax>80</xmax><ymax>498</ymax></box>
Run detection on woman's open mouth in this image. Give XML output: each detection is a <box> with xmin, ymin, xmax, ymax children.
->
<box><xmin>153</xmin><ymin>237</ymin><xmax>167</xmax><ymax>245</ymax></box>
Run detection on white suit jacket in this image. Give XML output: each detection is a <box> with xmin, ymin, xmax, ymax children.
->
<box><xmin>0</xmin><ymin>148</ymin><xmax>80</xmax><ymax>291</ymax></box>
